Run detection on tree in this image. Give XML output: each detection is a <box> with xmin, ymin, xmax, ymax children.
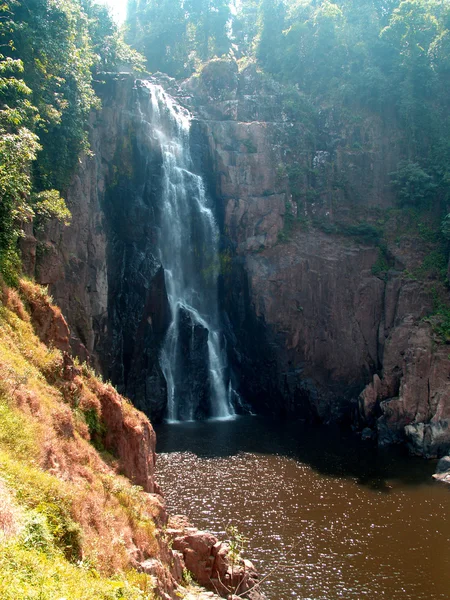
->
<box><xmin>256</xmin><ymin>0</ymin><xmax>287</xmax><ymax>74</ymax></box>
<box><xmin>125</xmin><ymin>0</ymin><xmax>189</xmax><ymax>77</ymax></box>
<box><xmin>233</xmin><ymin>0</ymin><xmax>260</xmax><ymax>58</ymax></box>
<box><xmin>0</xmin><ymin>0</ymin><xmax>140</xmax><ymax>282</ymax></box>
<box><xmin>390</xmin><ymin>160</ymin><xmax>437</xmax><ymax>206</ymax></box>
<box><xmin>185</xmin><ymin>0</ymin><xmax>232</xmax><ymax>61</ymax></box>
<box><xmin>126</xmin><ymin>0</ymin><xmax>232</xmax><ymax>77</ymax></box>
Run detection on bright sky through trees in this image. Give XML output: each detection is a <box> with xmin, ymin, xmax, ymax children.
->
<box><xmin>96</xmin><ymin>0</ymin><xmax>127</xmax><ymax>23</ymax></box>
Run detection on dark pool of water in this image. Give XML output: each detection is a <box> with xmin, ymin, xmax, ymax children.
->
<box><xmin>155</xmin><ymin>416</ymin><xmax>450</xmax><ymax>600</ymax></box>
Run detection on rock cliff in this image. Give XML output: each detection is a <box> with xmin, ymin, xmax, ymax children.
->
<box><xmin>25</xmin><ymin>75</ymin><xmax>170</xmax><ymax>421</ymax></box>
<box><xmin>183</xmin><ymin>60</ymin><xmax>450</xmax><ymax>457</ymax></box>
<box><xmin>26</xmin><ymin>64</ymin><xmax>450</xmax><ymax>457</ymax></box>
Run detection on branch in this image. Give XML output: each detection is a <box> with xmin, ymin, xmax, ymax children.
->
<box><xmin>234</xmin><ymin>538</ymin><xmax>303</xmax><ymax>598</ymax></box>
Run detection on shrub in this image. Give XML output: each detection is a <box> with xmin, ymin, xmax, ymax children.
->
<box><xmin>390</xmin><ymin>161</ymin><xmax>437</xmax><ymax>207</ymax></box>
<box><xmin>21</xmin><ymin>511</ymin><xmax>53</xmax><ymax>554</ymax></box>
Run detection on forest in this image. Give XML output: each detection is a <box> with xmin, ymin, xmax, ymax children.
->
<box><xmin>1</xmin><ymin>0</ymin><xmax>450</xmax><ymax>283</ymax></box>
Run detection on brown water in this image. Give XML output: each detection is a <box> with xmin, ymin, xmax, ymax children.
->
<box><xmin>155</xmin><ymin>416</ymin><xmax>450</xmax><ymax>600</ymax></box>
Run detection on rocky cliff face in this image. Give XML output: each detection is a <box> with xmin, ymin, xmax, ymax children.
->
<box><xmin>25</xmin><ymin>75</ymin><xmax>170</xmax><ymax>421</ymax></box>
<box><xmin>26</xmin><ymin>64</ymin><xmax>450</xmax><ymax>457</ymax></box>
<box><xmin>181</xmin><ymin>60</ymin><xmax>450</xmax><ymax>457</ymax></box>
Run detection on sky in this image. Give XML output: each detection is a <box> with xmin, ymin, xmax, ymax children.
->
<box><xmin>95</xmin><ymin>0</ymin><xmax>127</xmax><ymax>24</ymax></box>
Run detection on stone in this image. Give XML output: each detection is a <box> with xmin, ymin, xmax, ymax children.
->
<box><xmin>93</xmin><ymin>380</ymin><xmax>158</xmax><ymax>493</ymax></box>
<box><xmin>168</xmin><ymin>518</ymin><xmax>264</xmax><ymax>599</ymax></box>
<box><xmin>172</xmin><ymin>307</ymin><xmax>211</xmax><ymax>420</ymax></box>
<box><xmin>19</xmin><ymin>280</ymin><xmax>71</xmax><ymax>353</ymax></box>
<box><xmin>361</xmin><ymin>427</ymin><xmax>375</xmax><ymax>441</ymax></box>
<box><xmin>436</xmin><ymin>455</ymin><xmax>450</xmax><ymax>473</ymax></box>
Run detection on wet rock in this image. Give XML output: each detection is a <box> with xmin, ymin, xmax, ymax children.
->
<box><xmin>433</xmin><ymin>455</ymin><xmax>450</xmax><ymax>485</ymax></box>
<box><xmin>172</xmin><ymin>307</ymin><xmax>211</xmax><ymax>420</ymax></box>
<box><xmin>361</xmin><ymin>427</ymin><xmax>375</xmax><ymax>441</ymax></box>
<box><xmin>359</xmin><ymin>375</ymin><xmax>383</xmax><ymax>426</ymax></box>
<box><xmin>358</xmin><ymin>323</ymin><xmax>450</xmax><ymax>457</ymax></box>
<box><xmin>436</xmin><ymin>455</ymin><xmax>450</xmax><ymax>473</ymax></box>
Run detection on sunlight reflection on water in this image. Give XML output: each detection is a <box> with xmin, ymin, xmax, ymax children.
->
<box><xmin>155</xmin><ymin>416</ymin><xmax>450</xmax><ymax>600</ymax></box>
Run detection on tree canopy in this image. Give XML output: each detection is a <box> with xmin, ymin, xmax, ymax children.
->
<box><xmin>0</xmin><ymin>0</ymin><xmax>142</xmax><ymax>282</ymax></box>
<box><xmin>126</xmin><ymin>0</ymin><xmax>232</xmax><ymax>77</ymax></box>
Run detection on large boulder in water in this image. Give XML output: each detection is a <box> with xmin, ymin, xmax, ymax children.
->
<box><xmin>173</xmin><ymin>306</ymin><xmax>211</xmax><ymax>420</ymax></box>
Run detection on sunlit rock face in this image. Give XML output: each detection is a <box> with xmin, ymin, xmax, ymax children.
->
<box><xmin>29</xmin><ymin>65</ymin><xmax>450</xmax><ymax>455</ymax></box>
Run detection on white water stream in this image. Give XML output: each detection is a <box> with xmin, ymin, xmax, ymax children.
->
<box><xmin>137</xmin><ymin>82</ymin><xmax>235</xmax><ymax>422</ymax></box>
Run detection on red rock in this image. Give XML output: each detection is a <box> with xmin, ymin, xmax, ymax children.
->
<box><xmin>92</xmin><ymin>381</ymin><xmax>157</xmax><ymax>492</ymax></box>
<box><xmin>20</xmin><ymin>280</ymin><xmax>70</xmax><ymax>353</ymax></box>
<box><xmin>168</xmin><ymin>519</ymin><xmax>263</xmax><ymax>599</ymax></box>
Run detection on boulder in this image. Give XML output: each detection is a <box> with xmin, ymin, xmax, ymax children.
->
<box><xmin>168</xmin><ymin>517</ymin><xmax>264</xmax><ymax>600</ymax></box>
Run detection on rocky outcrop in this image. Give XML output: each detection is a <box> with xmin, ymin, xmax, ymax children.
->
<box><xmin>168</xmin><ymin>516</ymin><xmax>264</xmax><ymax>600</ymax></box>
<box><xmin>19</xmin><ymin>279</ymin><xmax>71</xmax><ymax>354</ymax></box>
<box><xmin>360</xmin><ymin>321</ymin><xmax>450</xmax><ymax>457</ymax></box>
<box><xmin>17</xmin><ymin>277</ymin><xmax>160</xmax><ymax>490</ymax></box>
<box><xmin>433</xmin><ymin>455</ymin><xmax>450</xmax><ymax>484</ymax></box>
<box><xmin>172</xmin><ymin>308</ymin><xmax>211</xmax><ymax>421</ymax></box>
<box><xmin>26</xmin><ymin>74</ymin><xmax>170</xmax><ymax>420</ymax></box>
<box><xmin>89</xmin><ymin>379</ymin><xmax>158</xmax><ymax>493</ymax></box>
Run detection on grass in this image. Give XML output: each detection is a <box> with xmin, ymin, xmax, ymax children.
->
<box><xmin>0</xmin><ymin>541</ymin><xmax>154</xmax><ymax>600</ymax></box>
<box><xmin>0</xmin><ymin>398</ymin><xmax>40</xmax><ymax>459</ymax></box>
<box><xmin>0</xmin><ymin>278</ymin><xmax>162</xmax><ymax>598</ymax></box>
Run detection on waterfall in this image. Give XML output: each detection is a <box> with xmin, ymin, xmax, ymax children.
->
<box><xmin>137</xmin><ymin>81</ymin><xmax>235</xmax><ymax>422</ymax></box>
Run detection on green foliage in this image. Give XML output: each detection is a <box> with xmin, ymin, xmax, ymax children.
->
<box><xmin>0</xmin><ymin>123</ymin><xmax>40</xmax><ymax>280</ymax></box>
<box><xmin>441</xmin><ymin>214</ymin><xmax>450</xmax><ymax>241</ymax></box>
<box><xmin>371</xmin><ymin>247</ymin><xmax>390</xmax><ymax>277</ymax></box>
<box><xmin>21</xmin><ymin>511</ymin><xmax>54</xmax><ymax>554</ymax></box>
<box><xmin>415</xmin><ymin>249</ymin><xmax>448</xmax><ymax>281</ymax></box>
<box><xmin>34</xmin><ymin>501</ymin><xmax>83</xmax><ymax>561</ymax></box>
<box><xmin>0</xmin><ymin>397</ymin><xmax>39</xmax><ymax>458</ymax></box>
<box><xmin>278</xmin><ymin>201</ymin><xmax>296</xmax><ymax>242</ymax></box>
<box><xmin>32</xmin><ymin>190</ymin><xmax>71</xmax><ymax>228</ymax></box>
<box><xmin>340</xmin><ymin>222</ymin><xmax>381</xmax><ymax>244</ymax></box>
<box><xmin>219</xmin><ymin>249</ymin><xmax>232</xmax><ymax>276</ymax></box>
<box><xmin>82</xmin><ymin>406</ymin><xmax>106</xmax><ymax>450</ymax></box>
<box><xmin>313</xmin><ymin>217</ymin><xmax>381</xmax><ymax>244</ymax></box>
<box><xmin>0</xmin><ymin>456</ymin><xmax>83</xmax><ymax>561</ymax></box>
<box><xmin>126</xmin><ymin>0</ymin><xmax>231</xmax><ymax>78</ymax></box>
<box><xmin>182</xmin><ymin>567</ymin><xmax>193</xmax><ymax>586</ymax></box>
<box><xmin>242</xmin><ymin>138</ymin><xmax>257</xmax><ymax>153</ymax></box>
<box><xmin>199</xmin><ymin>57</ymin><xmax>238</xmax><ymax>99</ymax></box>
<box><xmin>225</xmin><ymin>524</ymin><xmax>248</xmax><ymax>568</ymax></box>
<box><xmin>0</xmin><ymin>0</ymin><xmax>142</xmax><ymax>283</ymax></box>
<box><xmin>390</xmin><ymin>160</ymin><xmax>437</xmax><ymax>207</ymax></box>
<box><xmin>425</xmin><ymin>288</ymin><xmax>450</xmax><ymax>343</ymax></box>
<box><xmin>0</xmin><ymin>540</ymin><xmax>154</xmax><ymax>599</ymax></box>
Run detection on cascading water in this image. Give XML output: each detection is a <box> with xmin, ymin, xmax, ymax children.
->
<box><xmin>137</xmin><ymin>81</ymin><xmax>235</xmax><ymax>422</ymax></box>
